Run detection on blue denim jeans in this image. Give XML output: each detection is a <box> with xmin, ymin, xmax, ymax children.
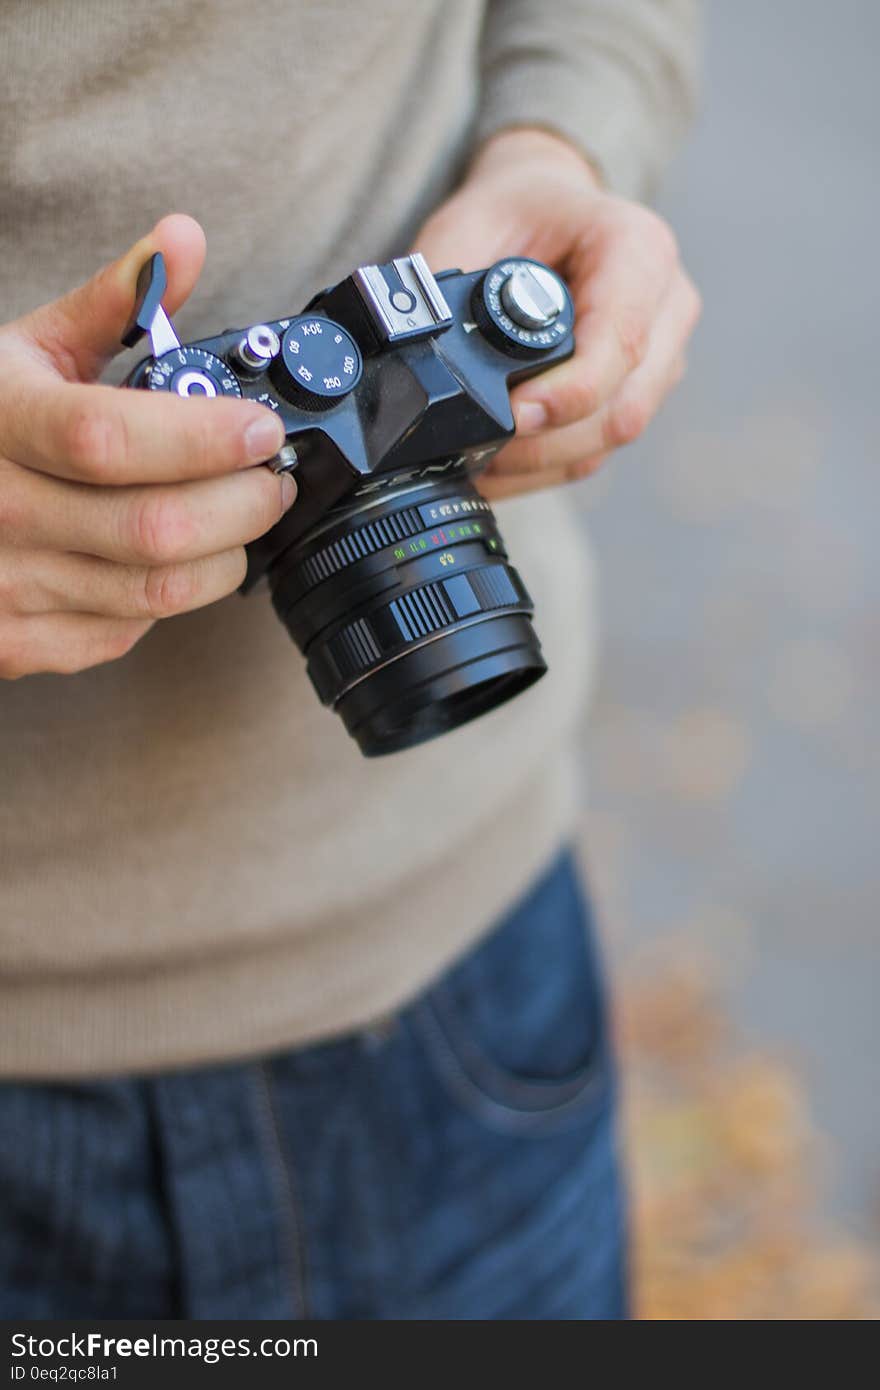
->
<box><xmin>0</xmin><ymin>850</ymin><xmax>627</xmax><ymax>1319</ymax></box>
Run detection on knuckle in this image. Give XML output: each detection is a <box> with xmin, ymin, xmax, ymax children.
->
<box><xmin>0</xmin><ymin>565</ymin><xmax>32</xmax><ymax>614</ymax></box>
<box><xmin>129</xmin><ymin>491</ymin><xmax>194</xmax><ymax>563</ymax></box>
<box><xmin>185</xmin><ymin>407</ymin><xmax>221</xmax><ymax>474</ymax></box>
<box><xmin>561</xmin><ymin>377</ymin><xmax>599</xmax><ymax>423</ymax></box>
<box><xmin>606</xmin><ymin>395</ymin><xmax>648</xmax><ymax>448</ymax></box>
<box><xmin>254</xmin><ymin>471</ymin><xmax>287</xmax><ymax>533</ymax></box>
<box><xmin>100</xmin><ymin>622</ymin><xmax>145</xmax><ymax>664</ymax></box>
<box><xmin>509</xmin><ymin>435</ymin><xmax>550</xmax><ymax>473</ymax></box>
<box><xmin>567</xmin><ymin>454</ymin><xmax>606</xmax><ymax>482</ymax></box>
<box><xmin>63</xmin><ymin>401</ymin><xmax>123</xmax><ymax>479</ymax></box>
<box><xmin>141</xmin><ymin>562</ymin><xmax>199</xmax><ymax>619</ymax></box>
<box><xmin>639</xmin><ymin>207</ymin><xmax>679</xmax><ymax>268</ymax></box>
<box><xmin>57</xmin><ymin>623</ymin><xmax>144</xmax><ymax>674</ymax></box>
<box><xmin>615</xmin><ymin>309</ymin><xmax>651</xmax><ymax>372</ymax></box>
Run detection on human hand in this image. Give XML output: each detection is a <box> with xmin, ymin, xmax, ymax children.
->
<box><xmin>0</xmin><ymin>215</ymin><xmax>293</xmax><ymax>679</ymax></box>
<box><xmin>413</xmin><ymin>128</ymin><xmax>701</xmax><ymax>500</ymax></box>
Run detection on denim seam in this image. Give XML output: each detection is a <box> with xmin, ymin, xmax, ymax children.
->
<box><xmin>251</xmin><ymin>1064</ymin><xmax>312</xmax><ymax>1319</ymax></box>
<box><xmin>141</xmin><ymin>1080</ymin><xmax>185</xmax><ymax>1317</ymax></box>
<box><xmin>413</xmin><ymin>999</ymin><xmax>608</xmax><ymax>1136</ymax></box>
<box><xmin>427</xmin><ymin>986</ymin><xmax>606</xmax><ymax>1107</ymax></box>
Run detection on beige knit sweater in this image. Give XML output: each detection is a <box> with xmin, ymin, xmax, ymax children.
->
<box><xmin>0</xmin><ymin>0</ymin><xmax>699</xmax><ymax>1077</ymax></box>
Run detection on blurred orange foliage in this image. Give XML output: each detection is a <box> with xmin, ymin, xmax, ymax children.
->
<box><xmin>617</xmin><ymin>959</ymin><xmax>879</xmax><ymax>1319</ymax></box>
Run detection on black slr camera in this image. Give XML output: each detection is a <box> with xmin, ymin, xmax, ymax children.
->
<box><xmin>122</xmin><ymin>250</ymin><xmax>574</xmax><ymax>755</ymax></box>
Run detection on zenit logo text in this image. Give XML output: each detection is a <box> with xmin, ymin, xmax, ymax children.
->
<box><xmin>353</xmin><ymin>457</ymin><xmax>465</xmax><ymax>496</ymax></box>
<box><xmin>352</xmin><ymin>445</ymin><xmax>500</xmax><ymax>498</ymax></box>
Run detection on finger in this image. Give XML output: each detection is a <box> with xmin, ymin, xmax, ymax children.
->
<box><xmin>413</xmin><ymin>189</ymin><xmax>514</xmax><ymax>274</ymax></box>
<box><xmin>5</xmin><ymin>464</ymin><xmax>296</xmax><ymax>565</ymax></box>
<box><xmin>479</xmin><ymin>454</ymin><xmax>610</xmax><ymax>502</ymax></box>
<box><xmin>0</xmin><ymin>376</ymin><xmax>286</xmax><ymax>484</ymax></box>
<box><xmin>17</xmin><ymin>214</ymin><xmax>206</xmax><ymax>382</ymax></box>
<box><xmin>0</xmin><ymin>547</ymin><xmax>247</xmax><ymax>620</ymax></box>
<box><xmin>512</xmin><ymin>210</ymin><xmax>679</xmax><ymax>433</ymax></box>
<box><xmin>498</xmin><ymin>271</ymin><xmax>700</xmax><ymax>474</ymax></box>
<box><xmin>494</xmin><ymin>415</ymin><xmax>613</xmax><ymax>477</ymax></box>
<box><xmin>0</xmin><ymin>613</ymin><xmax>151</xmax><ymax>680</ymax></box>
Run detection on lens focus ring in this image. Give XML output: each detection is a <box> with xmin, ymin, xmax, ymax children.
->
<box><xmin>267</xmin><ymin>476</ymin><xmax>547</xmax><ymax>756</ymax></box>
<box><xmin>307</xmin><ymin>561</ymin><xmax>527</xmax><ymax>702</ymax></box>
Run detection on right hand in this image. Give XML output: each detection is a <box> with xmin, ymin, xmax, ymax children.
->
<box><xmin>0</xmin><ymin>214</ymin><xmax>295</xmax><ymax>680</ymax></box>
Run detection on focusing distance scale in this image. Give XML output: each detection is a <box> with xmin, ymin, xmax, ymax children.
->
<box><xmin>122</xmin><ymin>252</ymin><xmax>575</xmax><ymax>756</ymax></box>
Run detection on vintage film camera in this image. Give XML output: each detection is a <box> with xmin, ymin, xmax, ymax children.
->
<box><xmin>123</xmin><ymin>250</ymin><xmax>574</xmax><ymax>754</ymax></box>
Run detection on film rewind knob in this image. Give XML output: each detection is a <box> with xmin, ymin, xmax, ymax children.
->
<box><xmin>500</xmin><ymin>263</ymin><xmax>567</xmax><ymax>330</ymax></box>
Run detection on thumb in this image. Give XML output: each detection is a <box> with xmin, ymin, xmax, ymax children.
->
<box><xmin>412</xmin><ymin>186</ymin><xmax>514</xmax><ymax>277</ymax></box>
<box><xmin>18</xmin><ymin>213</ymin><xmax>207</xmax><ymax>382</ymax></box>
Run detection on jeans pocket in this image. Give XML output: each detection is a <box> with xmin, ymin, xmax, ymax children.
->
<box><xmin>411</xmin><ymin>851</ymin><xmax>613</xmax><ymax>1137</ymax></box>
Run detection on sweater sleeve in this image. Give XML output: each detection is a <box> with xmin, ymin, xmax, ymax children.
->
<box><xmin>475</xmin><ymin>0</ymin><xmax>702</xmax><ymax>198</ymax></box>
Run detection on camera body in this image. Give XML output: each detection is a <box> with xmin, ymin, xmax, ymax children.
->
<box><xmin>123</xmin><ymin>251</ymin><xmax>575</xmax><ymax>755</ymax></box>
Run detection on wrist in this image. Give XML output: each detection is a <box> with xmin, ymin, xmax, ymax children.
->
<box><xmin>468</xmin><ymin>126</ymin><xmax>603</xmax><ymax>189</ymax></box>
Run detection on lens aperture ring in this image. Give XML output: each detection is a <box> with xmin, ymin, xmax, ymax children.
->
<box><xmin>280</xmin><ymin>492</ymin><xmax>497</xmax><ymax>606</ymax></box>
<box><xmin>308</xmin><ymin>560</ymin><xmax>532</xmax><ymax>704</ymax></box>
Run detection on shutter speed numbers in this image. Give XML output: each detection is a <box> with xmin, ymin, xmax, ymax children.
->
<box><xmin>148</xmin><ymin>317</ymin><xmax>364</xmax><ymax>413</ymax></box>
<box><xmin>275</xmin><ymin>315</ymin><xmax>363</xmax><ymax>408</ymax></box>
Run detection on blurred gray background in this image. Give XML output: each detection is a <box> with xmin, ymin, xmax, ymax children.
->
<box><xmin>576</xmin><ymin>0</ymin><xmax>878</xmax><ymax>1235</ymax></box>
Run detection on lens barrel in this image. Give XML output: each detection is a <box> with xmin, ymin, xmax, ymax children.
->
<box><xmin>268</xmin><ymin>474</ymin><xmax>546</xmax><ymax>755</ymax></box>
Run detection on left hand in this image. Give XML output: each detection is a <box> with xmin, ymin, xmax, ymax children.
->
<box><xmin>413</xmin><ymin>127</ymin><xmax>701</xmax><ymax>500</ymax></box>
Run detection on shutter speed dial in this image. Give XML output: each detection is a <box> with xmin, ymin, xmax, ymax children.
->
<box><xmin>474</xmin><ymin>258</ymin><xmax>574</xmax><ymax>356</ymax></box>
<box><xmin>147</xmin><ymin>346</ymin><xmax>242</xmax><ymax>398</ymax></box>
<box><xmin>269</xmin><ymin>315</ymin><xmax>363</xmax><ymax>411</ymax></box>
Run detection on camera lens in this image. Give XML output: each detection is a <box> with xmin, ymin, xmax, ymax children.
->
<box><xmin>267</xmin><ymin>474</ymin><xmax>547</xmax><ymax>755</ymax></box>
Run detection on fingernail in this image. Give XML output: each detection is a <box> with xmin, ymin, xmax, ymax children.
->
<box><xmin>515</xmin><ymin>401</ymin><xmax>549</xmax><ymax>435</ymax></box>
<box><xmin>279</xmin><ymin>472</ymin><xmax>297</xmax><ymax>511</ymax></box>
<box><xmin>245</xmin><ymin>414</ymin><xmax>285</xmax><ymax>462</ymax></box>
